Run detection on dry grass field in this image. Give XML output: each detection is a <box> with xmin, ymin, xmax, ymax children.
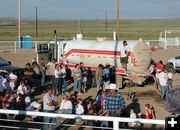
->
<box><xmin>1</xmin><ymin>19</ymin><xmax>180</xmax><ymax>41</ymax></box>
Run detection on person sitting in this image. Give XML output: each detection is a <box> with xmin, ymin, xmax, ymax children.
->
<box><xmin>60</xmin><ymin>95</ymin><xmax>73</xmax><ymax>114</ymax></box>
<box><xmin>128</xmin><ymin>107</ymin><xmax>141</xmax><ymax>128</ymax></box>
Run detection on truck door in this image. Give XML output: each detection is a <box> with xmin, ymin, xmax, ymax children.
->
<box><xmin>35</xmin><ymin>43</ymin><xmax>49</xmax><ymax>64</ymax></box>
<box><xmin>57</xmin><ymin>43</ymin><xmax>67</xmax><ymax>63</ymax></box>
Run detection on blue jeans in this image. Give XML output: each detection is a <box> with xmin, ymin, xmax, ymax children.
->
<box><xmin>43</xmin><ymin>111</ymin><xmax>56</xmax><ymax>130</ymax></box>
<box><xmin>62</xmin><ymin>78</ymin><xmax>67</xmax><ymax>94</ymax></box>
<box><xmin>41</xmin><ymin>72</ymin><xmax>46</xmax><ymax>87</ymax></box>
<box><xmin>54</xmin><ymin>78</ymin><xmax>61</xmax><ymax>95</ymax></box>
<box><xmin>73</xmin><ymin>79</ymin><xmax>81</xmax><ymax>93</ymax></box>
<box><xmin>160</xmin><ymin>85</ymin><xmax>169</xmax><ymax>101</ymax></box>
<box><xmin>62</xmin><ymin>109</ymin><xmax>72</xmax><ymax>114</ymax></box>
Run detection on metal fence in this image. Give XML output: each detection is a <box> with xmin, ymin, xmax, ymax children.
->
<box><xmin>0</xmin><ymin>109</ymin><xmax>165</xmax><ymax>130</ymax></box>
<box><xmin>0</xmin><ymin>41</ymin><xmax>48</xmax><ymax>53</ymax></box>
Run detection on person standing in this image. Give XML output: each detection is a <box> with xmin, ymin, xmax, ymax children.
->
<box><xmin>167</xmin><ymin>68</ymin><xmax>173</xmax><ymax>89</ymax></box>
<box><xmin>72</xmin><ymin>64</ymin><xmax>82</xmax><ymax>94</ymax></box>
<box><xmin>80</xmin><ymin>62</ymin><xmax>87</xmax><ymax>93</ymax></box>
<box><xmin>43</xmin><ymin>86</ymin><xmax>58</xmax><ymax>130</ymax></box>
<box><xmin>156</xmin><ymin>67</ymin><xmax>169</xmax><ymax>102</ymax></box>
<box><xmin>39</xmin><ymin>58</ymin><xmax>46</xmax><ymax>88</ymax></box>
<box><xmin>96</xmin><ymin>64</ymin><xmax>103</xmax><ymax>91</ymax></box>
<box><xmin>103</xmin><ymin>64</ymin><xmax>110</xmax><ymax>90</ymax></box>
<box><xmin>24</xmin><ymin>63</ymin><xmax>34</xmax><ymax>88</ymax></box>
<box><xmin>60</xmin><ymin>63</ymin><xmax>67</xmax><ymax>95</ymax></box>
<box><xmin>104</xmin><ymin>84</ymin><xmax>126</xmax><ymax>117</ymax></box>
<box><xmin>46</xmin><ymin>58</ymin><xmax>57</xmax><ymax>85</ymax></box>
<box><xmin>120</xmin><ymin>40</ymin><xmax>130</xmax><ymax>71</ymax></box>
<box><xmin>54</xmin><ymin>64</ymin><xmax>62</xmax><ymax>95</ymax></box>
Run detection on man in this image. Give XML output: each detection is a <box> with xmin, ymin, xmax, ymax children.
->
<box><xmin>39</xmin><ymin>58</ymin><xmax>46</xmax><ymax>87</ymax></box>
<box><xmin>54</xmin><ymin>64</ymin><xmax>62</xmax><ymax>95</ymax></box>
<box><xmin>43</xmin><ymin>86</ymin><xmax>58</xmax><ymax>130</ymax></box>
<box><xmin>80</xmin><ymin>62</ymin><xmax>87</xmax><ymax>93</ymax></box>
<box><xmin>46</xmin><ymin>58</ymin><xmax>57</xmax><ymax>85</ymax></box>
<box><xmin>104</xmin><ymin>84</ymin><xmax>126</xmax><ymax>117</ymax></box>
<box><xmin>72</xmin><ymin>64</ymin><xmax>82</xmax><ymax>94</ymax></box>
<box><xmin>103</xmin><ymin>63</ymin><xmax>110</xmax><ymax>90</ymax></box>
<box><xmin>95</xmin><ymin>64</ymin><xmax>103</xmax><ymax>91</ymax></box>
<box><xmin>120</xmin><ymin>40</ymin><xmax>130</xmax><ymax>71</ymax></box>
<box><xmin>24</xmin><ymin>63</ymin><xmax>34</xmax><ymax>88</ymax></box>
<box><xmin>156</xmin><ymin>67</ymin><xmax>169</xmax><ymax>102</ymax></box>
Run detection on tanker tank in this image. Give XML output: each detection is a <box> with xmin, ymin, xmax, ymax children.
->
<box><xmin>62</xmin><ymin>39</ymin><xmax>151</xmax><ymax>74</ymax></box>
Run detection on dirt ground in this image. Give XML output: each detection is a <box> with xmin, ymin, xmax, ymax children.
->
<box><xmin>0</xmin><ymin>48</ymin><xmax>180</xmax><ymax>129</ymax></box>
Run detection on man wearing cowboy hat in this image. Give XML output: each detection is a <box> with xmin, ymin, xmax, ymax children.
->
<box><xmin>104</xmin><ymin>84</ymin><xmax>126</xmax><ymax>117</ymax></box>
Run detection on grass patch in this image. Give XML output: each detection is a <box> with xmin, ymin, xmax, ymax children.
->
<box><xmin>0</xmin><ymin>19</ymin><xmax>180</xmax><ymax>42</ymax></box>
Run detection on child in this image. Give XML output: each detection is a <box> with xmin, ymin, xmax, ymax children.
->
<box><xmin>85</xmin><ymin>107</ymin><xmax>97</xmax><ymax>126</ymax></box>
<box><xmin>75</xmin><ymin>98</ymin><xmax>84</xmax><ymax>122</ymax></box>
<box><xmin>75</xmin><ymin>98</ymin><xmax>84</xmax><ymax>115</ymax></box>
<box><xmin>145</xmin><ymin>104</ymin><xmax>155</xmax><ymax>119</ymax></box>
<box><xmin>128</xmin><ymin>107</ymin><xmax>141</xmax><ymax>128</ymax></box>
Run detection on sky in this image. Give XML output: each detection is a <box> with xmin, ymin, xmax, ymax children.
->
<box><xmin>1</xmin><ymin>0</ymin><xmax>180</xmax><ymax>20</ymax></box>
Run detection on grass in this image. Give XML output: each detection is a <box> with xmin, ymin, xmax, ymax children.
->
<box><xmin>0</xmin><ymin>19</ymin><xmax>180</xmax><ymax>41</ymax></box>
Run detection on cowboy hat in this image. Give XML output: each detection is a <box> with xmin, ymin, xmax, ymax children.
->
<box><xmin>107</xmin><ymin>84</ymin><xmax>118</xmax><ymax>90</ymax></box>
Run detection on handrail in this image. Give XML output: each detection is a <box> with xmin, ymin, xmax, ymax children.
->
<box><xmin>0</xmin><ymin>109</ymin><xmax>165</xmax><ymax>130</ymax></box>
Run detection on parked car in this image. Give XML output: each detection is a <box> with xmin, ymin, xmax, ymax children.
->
<box><xmin>0</xmin><ymin>57</ymin><xmax>24</xmax><ymax>88</ymax></box>
<box><xmin>167</xmin><ymin>56</ymin><xmax>180</xmax><ymax>73</ymax></box>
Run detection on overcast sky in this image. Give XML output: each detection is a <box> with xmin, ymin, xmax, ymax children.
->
<box><xmin>1</xmin><ymin>0</ymin><xmax>180</xmax><ymax>19</ymax></box>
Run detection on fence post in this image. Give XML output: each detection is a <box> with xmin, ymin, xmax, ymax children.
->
<box><xmin>113</xmin><ymin>120</ymin><xmax>119</xmax><ymax>130</ymax></box>
<box><xmin>14</xmin><ymin>41</ymin><xmax>17</xmax><ymax>53</ymax></box>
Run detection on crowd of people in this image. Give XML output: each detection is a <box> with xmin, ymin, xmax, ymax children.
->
<box><xmin>0</xmin><ymin>55</ymin><xmax>175</xmax><ymax>129</ymax></box>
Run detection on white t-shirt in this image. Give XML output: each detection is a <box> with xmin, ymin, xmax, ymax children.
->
<box><xmin>60</xmin><ymin>99</ymin><xmax>72</xmax><ymax>110</ymax></box>
<box><xmin>157</xmin><ymin>72</ymin><xmax>168</xmax><ymax>86</ymax></box>
<box><xmin>75</xmin><ymin>104</ymin><xmax>84</xmax><ymax>115</ymax></box>
<box><xmin>9</xmin><ymin>73</ymin><xmax>17</xmax><ymax>80</ymax></box>
<box><xmin>120</xmin><ymin>45</ymin><xmax>130</xmax><ymax>57</ymax></box>
<box><xmin>128</xmin><ymin>112</ymin><xmax>140</xmax><ymax>127</ymax></box>
<box><xmin>54</xmin><ymin>68</ymin><xmax>61</xmax><ymax>78</ymax></box>
<box><xmin>17</xmin><ymin>84</ymin><xmax>25</xmax><ymax>95</ymax></box>
<box><xmin>46</xmin><ymin>62</ymin><xmax>57</xmax><ymax>75</ymax></box>
<box><xmin>60</xmin><ymin>67</ymin><xmax>66</xmax><ymax>78</ymax></box>
<box><xmin>43</xmin><ymin>93</ymin><xmax>56</xmax><ymax>111</ymax></box>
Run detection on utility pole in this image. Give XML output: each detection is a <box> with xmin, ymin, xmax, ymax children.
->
<box><xmin>106</xmin><ymin>9</ymin><xmax>107</xmax><ymax>32</ymax></box>
<box><xmin>114</xmin><ymin>0</ymin><xmax>120</xmax><ymax>68</ymax></box>
<box><xmin>36</xmin><ymin>6</ymin><xmax>38</xmax><ymax>37</ymax></box>
<box><xmin>116</xmin><ymin>0</ymin><xmax>120</xmax><ymax>41</ymax></box>
<box><xmin>78</xmin><ymin>18</ymin><xmax>80</xmax><ymax>33</ymax></box>
<box><xmin>18</xmin><ymin>0</ymin><xmax>21</xmax><ymax>48</ymax></box>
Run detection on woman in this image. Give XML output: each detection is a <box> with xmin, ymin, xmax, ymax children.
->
<box><xmin>60</xmin><ymin>95</ymin><xmax>73</xmax><ymax>114</ymax></box>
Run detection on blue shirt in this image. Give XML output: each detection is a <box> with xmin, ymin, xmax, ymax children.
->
<box><xmin>104</xmin><ymin>92</ymin><xmax>126</xmax><ymax>112</ymax></box>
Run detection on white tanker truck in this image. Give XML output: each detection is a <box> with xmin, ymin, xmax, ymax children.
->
<box><xmin>36</xmin><ymin>35</ymin><xmax>151</xmax><ymax>87</ymax></box>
